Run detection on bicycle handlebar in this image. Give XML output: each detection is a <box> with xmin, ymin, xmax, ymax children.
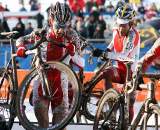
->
<box><xmin>0</xmin><ymin>31</ymin><xmax>19</xmax><ymax>36</ymax></box>
<box><xmin>128</xmin><ymin>72</ymin><xmax>160</xmax><ymax>94</ymax></box>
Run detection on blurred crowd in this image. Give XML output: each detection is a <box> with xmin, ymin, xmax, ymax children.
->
<box><xmin>0</xmin><ymin>0</ymin><xmax>160</xmax><ymax>39</ymax></box>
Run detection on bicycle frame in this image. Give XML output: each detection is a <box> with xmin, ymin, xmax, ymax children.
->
<box><xmin>130</xmin><ymin>74</ymin><xmax>160</xmax><ymax>130</ymax></box>
<box><xmin>0</xmin><ymin>32</ymin><xmax>19</xmax><ymax>130</ymax></box>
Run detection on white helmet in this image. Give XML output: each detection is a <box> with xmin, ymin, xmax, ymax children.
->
<box><xmin>116</xmin><ymin>4</ymin><xmax>136</xmax><ymax>24</ymax></box>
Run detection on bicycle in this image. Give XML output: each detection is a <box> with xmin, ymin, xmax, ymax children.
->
<box><xmin>0</xmin><ymin>31</ymin><xmax>21</xmax><ymax>130</ymax></box>
<box><xmin>72</xmin><ymin>43</ymin><xmax>111</xmax><ymax>123</ymax></box>
<box><xmin>73</xmin><ymin>40</ymin><xmax>134</xmax><ymax>123</ymax></box>
<box><xmin>93</xmin><ymin>59</ymin><xmax>160</xmax><ymax>130</ymax></box>
<box><xmin>0</xmin><ymin>31</ymin><xmax>82</xmax><ymax>130</ymax></box>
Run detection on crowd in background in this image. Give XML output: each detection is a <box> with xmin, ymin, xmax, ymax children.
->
<box><xmin>0</xmin><ymin>0</ymin><xmax>160</xmax><ymax>39</ymax></box>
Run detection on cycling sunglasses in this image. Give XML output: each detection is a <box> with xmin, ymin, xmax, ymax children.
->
<box><xmin>53</xmin><ymin>22</ymin><xmax>66</xmax><ymax>30</ymax></box>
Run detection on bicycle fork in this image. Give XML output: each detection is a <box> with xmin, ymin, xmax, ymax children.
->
<box><xmin>38</xmin><ymin>68</ymin><xmax>53</xmax><ymax>100</ymax></box>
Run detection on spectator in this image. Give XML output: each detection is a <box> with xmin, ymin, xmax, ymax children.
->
<box><xmin>85</xmin><ymin>14</ymin><xmax>97</xmax><ymax>38</ymax></box>
<box><xmin>68</xmin><ymin>0</ymin><xmax>85</xmax><ymax>14</ymax></box>
<box><xmin>106</xmin><ymin>1</ymin><xmax>115</xmax><ymax>13</ymax></box>
<box><xmin>85</xmin><ymin>0</ymin><xmax>94</xmax><ymax>13</ymax></box>
<box><xmin>4</xmin><ymin>5</ymin><xmax>10</xmax><ymax>11</ymax></box>
<box><xmin>17</xmin><ymin>18</ymin><xmax>25</xmax><ymax>33</ymax></box>
<box><xmin>12</xmin><ymin>18</ymin><xmax>25</xmax><ymax>38</ymax></box>
<box><xmin>93</xmin><ymin>14</ymin><xmax>106</xmax><ymax>39</ymax></box>
<box><xmin>16</xmin><ymin>60</ymin><xmax>21</xmax><ymax>69</ymax></box>
<box><xmin>137</xmin><ymin>2</ymin><xmax>145</xmax><ymax>15</ymax></box>
<box><xmin>19</xmin><ymin>4</ymin><xmax>27</xmax><ymax>12</ymax></box>
<box><xmin>0</xmin><ymin>2</ymin><xmax>5</xmax><ymax>11</ymax></box>
<box><xmin>96</xmin><ymin>0</ymin><xmax>106</xmax><ymax>6</ymax></box>
<box><xmin>36</xmin><ymin>12</ymin><xmax>44</xmax><ymax>28</ymax></box>
<box><xmin>24</xmin><ymin>22</ymin><xmax>34</xmax><ymax>35</ymax></box>
<box><xmin>90</xmin><ymin>6</ymin><xmax>100</xmax><ymax>22</ymax></box>
<box><xmin>30</xmin><ymin>0</ymin><xmax>39</xmax><ymax>11</ymax></box>
<box><xmin>74</xmin><ymin>11</ymin><xmax>88</xmax><ymax>38</ymax></box>
<box><xmin>0</xmin><ymin>19</ymin><xmax>4</xmax><ymax>33</ymax></box>
<box><xmin>145</xmin><ymin>3</ymin><xmax>158</xmax><ymax>20</ymax></box>
<box><xmin>2</xmin><ymin>18</ymin><xmax>10</xmax><ymax>32</ymax></box>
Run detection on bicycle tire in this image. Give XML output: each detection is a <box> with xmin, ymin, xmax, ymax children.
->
<box><xmin>93</xmin><ymin>88</ymin><xmax>124</xmax><ymax>130</ymax></box>
<box><xmin>82</xmin><ymin>88</ymin><xmax>103</xmax><ymax>121</ymax></box>
<box><xmin>140</xmin><ymin>104</ymin><xmax>160</xmax><ymax>130</ymax></box>
<box><xmin>17</xmin><ymin>61</ymin><xmax>81</xmax><ymax>130</ymax></box>
<box><xmin>0</xmin><ymin>69</ymin><xmax>16</xmax><ymax>130</ymax></box>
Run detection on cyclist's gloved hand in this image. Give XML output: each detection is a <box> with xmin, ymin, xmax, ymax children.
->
<box><xmin>16</xmin><ymin>46</ymin><xmax>27</xmax><ymax>58</ymax></box>
<box><xmin>92</xmin><ymin>48</ymin><xmax>103</xmax><ymax>57</ymax></box>
<box><xmin>132</xmin><ymin>62</ymin><xmax>143</xmax><ymax>90</ymax></box>
<box><xmin>66</xmin><ymin>43</ymin><xmax>75</xmax><ymax>56</ymax></box>
<box><xmin>135</xmin><ymin>62</ymin><xmax>142</xmax><ymax>72</ymax></box>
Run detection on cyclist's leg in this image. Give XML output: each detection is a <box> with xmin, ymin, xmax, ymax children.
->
<box><xmin>129</xmin><ymin>92</ymin><xmax>136</xmax><ymax>123</ymax></box>
<box><xmin>102</xmin><ymin>66</ymin><xmax>122</xmax><ymax>90</ymax></box>
<box><xmin>31</xmin><ymin>75</ymin><xmax>50</xmax><ymax>128</ymax></box>
<box><xmin>51</xmin><ymin>71</ymin><xmax>69</xmax><ymax>130</ymax></box>
<box><xmin>116</xmin><ymin>68</ymin><xmax>135</xmax><ymax>123</ymax></box>
<box><xmin>33</xmin><ymin>96</ymin><xmax>50</xmax><ymax>128</ymax></box>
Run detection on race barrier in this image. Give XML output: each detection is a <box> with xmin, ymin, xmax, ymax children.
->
<box><xmin>1</xmin><ymin>69</ymin><xmax>159</xmax><ymax>102</ymax></box>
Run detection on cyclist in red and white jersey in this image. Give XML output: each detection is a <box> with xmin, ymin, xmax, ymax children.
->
<box><xmin>93</xmin><ymin>3</ymin><xmax>140</xmax><ymax>123</ymax></box>
<box><xmin>136</xmin><ymin>38</ymin><xmax>160</xmax><ymax>72</ymax></box>
<box><xmin>16</xmin><ymin>2</ymin><xmax>84</xmax><ymax>129</ymax></box>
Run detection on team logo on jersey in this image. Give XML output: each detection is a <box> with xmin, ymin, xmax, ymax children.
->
<box><xmin>125</xmin><ymin>42</ymin><xmax>133</xmax><ymax>50</ymax></box>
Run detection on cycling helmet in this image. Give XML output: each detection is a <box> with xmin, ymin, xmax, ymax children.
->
<box><xmin>116</xmin><ymin>4</ymin><xmax>136</xmax><ymax>24</ymax></box>
<box><xmin>49</xmin><ymin>2</ymin><xmax>72</xmax><ymax>28</ymax></box>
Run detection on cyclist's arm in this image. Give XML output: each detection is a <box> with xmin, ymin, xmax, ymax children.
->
<box><xmin>16</xmin><ymin>33</ymin><xmax>36</xmax><ymax>47</ymax></box>
<box><xmin>66</xmin><ymin>28</ymin><xmax>83</xmax><ymax>54</ymax></box>
<box><xmin>106</xmin><ymin>29</ymin><xmax>116</xmax><ymax>52</ymax></box>
<box><xmin>140</xmin><ymin>38</ymin><xmax>160</xmax><ymax>71</ymax></box>
<box><xmin>66</xmin><ymin>28</ymin><xmax>85</xmax><ymax>69</ymax></box>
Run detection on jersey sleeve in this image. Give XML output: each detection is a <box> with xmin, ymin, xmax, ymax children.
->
<box><xmin>66</xmin><ymin>28</ymin><xmax>82</xmax><ymax>54</ymax></box>
<box><xmin>107</xmin><ymin>29</ymin><xmax>117</xmax><ymax>51</ymax></box>
<box><xmin>16</xmin><ymin>33</ymin><xmax>36</xmax><ymax>48</ymax></box>
<box><xmin>140</xmin><ymin>38</ymin><xmax>160</xmax><ymax>71</ymax></box>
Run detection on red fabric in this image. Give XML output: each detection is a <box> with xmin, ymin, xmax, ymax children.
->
<box><xmin>16</xmin><ymin>46</ymin><xmax>26</xmax><ymax>57</ymax></box>
<box><xmin>38</xmin><ymin>68</ymin><xmax>63</xmax><ymax>108</ymax></box>
<box><xmin>143</xmin><ymin>46</ymin><xmax>160</xmax><ymax>71</ymax></box>
<box><xmin>46</xmin><ymin>31</ymin><xmax>65</xmax><ymax>61</ymax></box>
<box><xmin>68</xmin><ymin>0</ymin><xmax>85</xmax><ymax>13</ymax></box>
<box><xmin>0</xmin><ymin>5</ymin><xmax>5</xmax><ymax>11</ymax></box>
<box><xmin>66</xmin><ymin>43</ymin><xmax>75</xmax><ymax>56</ymax></box>
<box><xmin>96</xmin><ymin>0</ymin><xmax>105</xmax><ymax>6</ymax></box>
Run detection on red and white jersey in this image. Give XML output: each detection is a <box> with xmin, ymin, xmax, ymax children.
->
<box><xmin>140</xmin><ymin>38</ymin><xmax>160</xmax><ymax>71</ymax></box>
<box><xmin>16</xmin><ymin>27</ymin><xmax>83</xmax><ymax>66</ymax></box>
<box><xmin>107</xmin><ymin>27</ymin><xmax>140</xmax><ymax>72</ymax></box>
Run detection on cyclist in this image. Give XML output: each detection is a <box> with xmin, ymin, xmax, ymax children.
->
<box><xmin>135</xmin><ymin>37</ymin><xmax>160</xmax><ymax>72</ymax></box>
<box><xmin>93</xmin><ymin>3</ymin><xmax>140</xmax><ymax>123</ymax></box>
<box><xmin>16</xmin><ymin>2</ymin><xmax>84</xmax><ymax>129</ymax></box>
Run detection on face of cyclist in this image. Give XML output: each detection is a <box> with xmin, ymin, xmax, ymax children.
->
<box><xmin>118</xmin><ymin>23</ymin><xmax>130</xmax><ymax>36</ymax></box>
<box><xmin>52</xmin><ymin>21</ymin><xmax>66</xmax><ymax>37</ymax></box>
<box><xmin>50</xmin><ymin>17</ymin><xmax>66</xmax><ymax>37</ymax></box>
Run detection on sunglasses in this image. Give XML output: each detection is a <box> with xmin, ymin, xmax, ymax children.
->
<box><xmin>53</xmin><ymin>22</ymin><xmax>66</xmax><ymax>30</ymax></box>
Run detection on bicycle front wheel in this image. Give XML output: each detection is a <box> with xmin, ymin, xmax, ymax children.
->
<box><xmin>93</xmin><ymin>88</ymin><xmax>124</xmax><ymax>130</ymax></box>
<box><xmin>140</xmin><ymin>104</ymin><xmax>160</xmax><ymax>130</ymax></box>
<box><xmin>82</xmin><ymin>88</ymin><xmax>104</xmax><ymax>121</ymax></box>
<box><xmin>17</xmin><ymin>61</ymin><xmax>81</xmax><ymax>130</ymax></box>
